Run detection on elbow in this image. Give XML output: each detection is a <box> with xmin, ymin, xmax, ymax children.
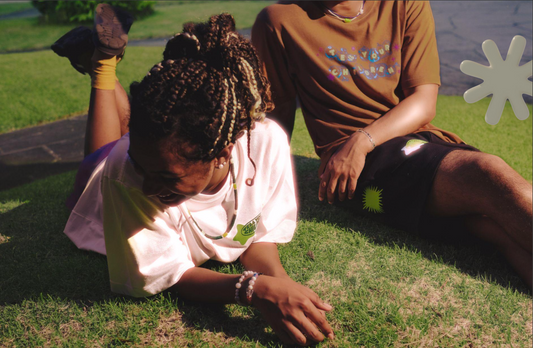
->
<box><xmin>425</xmin><ymin>104</ymin><xmax>437</xmax><ymax>124</ymax></box>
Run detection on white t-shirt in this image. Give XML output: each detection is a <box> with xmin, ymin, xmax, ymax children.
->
<box><xmin>64</xmin><ymin>119</ymin><xmax>297</xmax><ymax>297</ymax></box>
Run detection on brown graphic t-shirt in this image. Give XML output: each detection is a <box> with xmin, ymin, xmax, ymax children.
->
<box><xmin>252</xmin><ymin>1</ymin><xmax>463</xmax><ymax>171</ymax></box>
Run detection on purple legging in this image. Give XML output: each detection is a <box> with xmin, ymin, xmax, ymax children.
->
<box><xmin>66</xmin><ymin>139</ymin><xmax>119</xmax><ymax>211</ymax></box>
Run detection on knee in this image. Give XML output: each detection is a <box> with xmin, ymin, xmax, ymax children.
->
<box><xmin>461</xmin><ymin>152</ymin><xmax>509</xmax><ymax>180</ymax></box>
<box><xmin>463</xmin><ymin>153</ymin><xmax>530</xmax><ymax>198</ymax></box>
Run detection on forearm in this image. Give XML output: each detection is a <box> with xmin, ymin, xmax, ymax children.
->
<box><xmin>170</xmin><ymin>267</ymin><xmax>240</xmax><ymax>304</ymax></box>
<box><xmin>362</xmin><ymin>84</ymin><xmax>438</xmax><ymax>149</ymax></box>
<box><xmin>171</xmin><ymin>242</ymin><xmax>289</xmax><ymax>303</ymax></box>
<box><xmin>240</xmin><ymin>242</ymin><xmax>290</xmax><ymax>279</ymax></box>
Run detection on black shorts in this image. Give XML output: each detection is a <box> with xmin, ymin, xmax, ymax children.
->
<box><xmin>336</xmin><ymin>132</ymin><xmax>478</xmax><ymax>235</ymax></box>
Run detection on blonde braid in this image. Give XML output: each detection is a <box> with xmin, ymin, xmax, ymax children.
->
<box><xmin>239</xmin><ymin>58</ymin><xmax>264</xmax><ymax>121</ymax></box>
<box><xmin>224</xmin><ymin>77</ymin><xmax>238</xmax><ymax>147</ymax></box>
<box><xmin>209</xmin><ymin>78</ymin><xmax>230</xmax><ymax>155</ymax></box>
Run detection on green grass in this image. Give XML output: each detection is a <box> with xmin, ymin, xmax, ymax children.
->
<box><xmin>128</xmin><ymin>1</ymin><xmax>271</xmax><ymax>41</ymax></box>
<box><xmin>0</xmin><ymin>47</ymin><xmax>162</xmax><ymax>133</ymax></box>
<box><xmin>0</xmin><ymin>1</ymin><xmax>272</xmax><ymax>53</ymax></box>
<box><xmin>0</xmin><ymin>1</ymin><xmax>32</xmax><ymax>16</ymax></box>
<box><xmin>433</xmin><ymin>96</ymin><xmax>532</xmax><ymax>182</ymax></box>
<box><xmin>0</xmin><ymin>110</ymin><xmax>532</xmax><ymax>347</ymax></box>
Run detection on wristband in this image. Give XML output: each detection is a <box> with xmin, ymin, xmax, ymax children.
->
<box><xmin>356</xmin><ymin>129</ymin><xmax>376</xmax><ymax>150</ymax></box>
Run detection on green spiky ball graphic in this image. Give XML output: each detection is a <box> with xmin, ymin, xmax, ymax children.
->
<box><xmin>362</xmin><ymin>186</ymin><xmax>384</xmax><ymax>213</ymax></box>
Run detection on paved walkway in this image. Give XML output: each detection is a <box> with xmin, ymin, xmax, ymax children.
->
<box><xmin>0</xmin><ymin>2</ymin><xmax>531</xmax><ymax>192</ymax></box>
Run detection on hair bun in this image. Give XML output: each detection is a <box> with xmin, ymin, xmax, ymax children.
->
<box><xmin>163</xmin><ymin>31</ymin><xmax>201</xmax><ymax>61</ymax></box>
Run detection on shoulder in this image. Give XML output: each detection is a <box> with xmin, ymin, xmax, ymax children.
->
<box><xmin>103</xmin><ymin>134</ymin><xmax>129</xmax><ymax>178</ymax></box>
<box><xmin>239</xmin><ymin>118</ymin><xmax>291</xmax><ymax>161</ymax></box>
<box><xmin>252</xmin><ymin>118</ymin><xmax>290</xmax><ymax>147</ymax></box>
<box><xmin>256</xmin><ymin>1</ymin><xmax>310</xmax><ymax>29</ymax></box>
<box><xmin>405</xmin><ymin>0</ymin><xmax>434</xmax><ymax>19</ymax></box>
<box><xmin>103</xmin><ymin>134</ymin><xmax>142</xmax><ymax>188</ymax></box>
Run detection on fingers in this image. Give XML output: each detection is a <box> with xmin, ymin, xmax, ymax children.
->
<box><xmin>337</xmin><ymin>175</ymin><xmax>348</xmax><ymax>202</ymax></box>
<box><xmin>297</xmin><ymin>287</ymin><xmax>335</xmax><ymax>339</ymax></box>
<box><xmin>326</xmin><ymin>174</ymin><xmax>338</xmax><ymax>204</ymax></box>
<box><xmin>347</xmin><ymin>175</ymin><xmax>357</xmax><ymax>200</ymax></box>
<box><xmin>318</xmin><ymin>171</ymin><xmax>329</xmax><ymax>202</ymax></box>
<box><xmin>318</xmin><ymin>169</ymin><xmax>339</xmax><ymax>205</ymax></box>
<box><xmin>305</xmin><ymin>294</ymin><xmax>335</xmax><ymax>339</ymax></box>
<box><xmin>303</xmin><ymin>304</ymin><xmax>334</xmax><ymax>340</ymax></box>
<box><xmin>271</xmin><ymin>324</ymin><xmax>297</xmax><ymax>346</ymax></box>
<box><xmin>284</xmin><ymin>320</ymin><xmax>314</xmax><ymax>346</ymax></box>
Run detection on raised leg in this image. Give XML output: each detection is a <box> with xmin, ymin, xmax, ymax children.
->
<box><xmin>426</xmin><ymin>150</ymin><xmax>532</xmax><ymax>289</ymax></box>
<box><xmin>84</xmin><ymin>78</ymin><xmax>130</xmax><ymax>156</ymax></box>
<box><xmin>52</xmin><ymin>3</ymin><xmax>133</xmax><ymax>156</ymax></box>
<box><xmin>115</xmin><ymin>80</ymin><xmax>131</xmax><ymax>137</ymax></box>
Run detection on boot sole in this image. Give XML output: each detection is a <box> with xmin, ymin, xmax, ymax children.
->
<box><xmin>93</xmin><ymin>3</ymin><xmax>133</xmax><ymax>56</ymax></box>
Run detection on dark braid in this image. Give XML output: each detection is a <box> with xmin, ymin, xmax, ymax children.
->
<box><xmin>129</xmin><ymin>14</ymin><xmax>273</xmax><ymax>186</ymax></box>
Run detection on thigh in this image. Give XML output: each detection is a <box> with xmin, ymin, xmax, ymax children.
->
<box><xmin>426</xmin><ymin>149</ymin><xmax>530</xmax><ymax>217</ymax></box>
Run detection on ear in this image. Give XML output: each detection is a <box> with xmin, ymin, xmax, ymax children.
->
<box><xmin>214</xmin><ymin>143</ymin><xmax>234</xmax><ymax>166</ymax></box>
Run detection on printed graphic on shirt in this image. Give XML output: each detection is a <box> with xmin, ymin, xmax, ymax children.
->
<box><xmin>321</xmin><ymin>40</ymin><xmax>401</xmax><ymax>81</ymax></box>
<box><xmin>401</xmin><ymin>139</ymin><xmax>428</xmax><ymax>156</ymax></box>
<box><xmin>233</xmin><ymin>213</ymin><xmax>261</xmax><ymax>245</ymax></box>
<box><xmin>362</xmin><ymin>186</ymin><xmax>384</xmax><ymax>213</ymax></box>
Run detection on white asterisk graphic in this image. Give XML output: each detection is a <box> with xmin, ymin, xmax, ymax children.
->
<box><xmin>460</xmin><ymin>35</ymin><xmax>532</xmax><ymax>125</ymax></box>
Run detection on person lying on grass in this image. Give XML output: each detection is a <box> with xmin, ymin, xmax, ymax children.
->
<box><xmin>57</xmin><ymin>4</ymin><xmax>334</xmax><ymax>346</ymax></box>
<box><xmin>252</xmin><ymin>1</ymin><xmax>532</xmax><ymax>290</ymax></box>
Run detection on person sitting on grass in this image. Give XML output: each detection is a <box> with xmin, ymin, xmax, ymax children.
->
<box><xmin>56</xmin><ymin>4</ymin><xmax>334</xmax><ymax>346</ymax></box>
<box><xmin>252</xmin><ymin>1</ymin><xmax>532</xmax><ymax>289</ymax></box>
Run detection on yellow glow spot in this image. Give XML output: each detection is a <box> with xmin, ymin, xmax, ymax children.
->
<box><xmin>362</xmin><ymin>186</ymin><xmax>384</xmax><ymax>213</ymax></box>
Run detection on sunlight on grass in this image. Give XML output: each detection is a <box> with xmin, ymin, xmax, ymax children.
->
<box><xmin>434</xmin><ymin>96</ymin><xmax>532</xmax><ymax>181</ymax></box>
<box><xmin>0</xmin><ymin>47</ymin><xmax>161</xmax><ymax>133</ymax></box>
<box><xmin>0</xmin><ymin>1</ymin><xmax>272</xmax><ymax>52</ymax></box>
<box><xmin>0</xmin><ymin>200</ymin><xmax>28</xmax><ymax>245</ymax></box>
<box><xmin>0</xmin><ymin>199</ymin><xmax>27</xmax><ymax>214</ymax></box>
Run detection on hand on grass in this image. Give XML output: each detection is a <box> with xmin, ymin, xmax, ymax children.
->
<box><xmin>252</xmin><ymin>275</ymin><xmax>334</xmax><ymax>346</ymax></box>
<box><xmin>319</xmin><ymin>132</ymin><xmax>374</xmax><ymax>204</ymax></box>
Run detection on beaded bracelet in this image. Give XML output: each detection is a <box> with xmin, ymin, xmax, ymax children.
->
<box><xmin>234</xmin><ymin>270</ymin><xmax>260</xmax><ymax>306</ymax></box>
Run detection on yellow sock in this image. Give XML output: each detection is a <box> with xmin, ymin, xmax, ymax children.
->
<box><xmin>91</xmin><ymin>50</ymin><xmax>117</xmax><ymax>90</ymax></box>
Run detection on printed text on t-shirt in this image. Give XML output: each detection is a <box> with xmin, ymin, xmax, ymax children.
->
<box><xmin>320</xmin><ymin>40</ymin><xmax>401</xmax><ymax>81</ymax></box>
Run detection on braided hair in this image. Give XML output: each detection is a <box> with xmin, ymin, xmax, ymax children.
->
<box><xmin>129</xmin><ymin>13</ymin><xmax>273</xmax><ymax>185</ymax></box>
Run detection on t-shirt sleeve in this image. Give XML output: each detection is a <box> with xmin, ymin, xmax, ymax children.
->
<box><xmin>253</xmin><ymin>121</ymin><xmax>297</xmax><ymax>244</ymax></box>
<box><xmin>400</xmin><ymin>1</ymin><xmax>441</xmax><ymax>90</ymax></box>
<box><xmin>102</xmin><ymin>177</ymin><xmax>195</xmax><ymax>297</ymax></box>
<box><xmin>252</xmin><ymin>8</ymin><xmax>298</xmax><ymax>136</ymax></box>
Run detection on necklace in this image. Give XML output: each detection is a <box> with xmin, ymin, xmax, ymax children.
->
<box><xmin>324</xmin><ymin>1</ymin><xmax>365</xmax><ymax>23</ymax></box>
<box><xmin>185</xmin><ymin>158</ymin><xmax>238</xmax><ymax>240</ymax></box>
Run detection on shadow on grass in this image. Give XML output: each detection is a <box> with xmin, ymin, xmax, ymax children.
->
<box><xmin>0</xmin><ymin>161</ymin><xmax>82</xmax><ymax>192</ymax></box>
<box><xmin>292</xmin><ymin>155</ymin><xmax>530</xmax><ymax>295</ymax></box>
<box><xmin>173</xmin><ymin>295</ymin><xmax>282</xmax><ymax>346</ymax></box>
<box><xmin>0</xmin><ymin>172</ymin><xmax>111</xmax><ymax>305</ymax></box>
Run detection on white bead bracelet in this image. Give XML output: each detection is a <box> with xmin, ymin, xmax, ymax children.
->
<box><xmin>234</xmin><ymin>270</ymin><xmax>260</xmax><ymax>306</ymax></box>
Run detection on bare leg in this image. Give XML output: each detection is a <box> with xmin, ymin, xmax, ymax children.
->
<box><xmin>427</xmin><ymin>150</ymin><xmax>532</xmax><ymax>289</ymax></box>
<box><xmin>464</xmin><ymin>215</ymin><xmax>532</xmax><ymax>289</ymax></box>
<box><xmin>84</xmin><ymin>80</ymin><xmax>130</xmax><ymax>156</ymax></box>
<box><xmin>115</xmin><ymin>79</ymin><xmax>130</xmax><ymax>137</ymax></box>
